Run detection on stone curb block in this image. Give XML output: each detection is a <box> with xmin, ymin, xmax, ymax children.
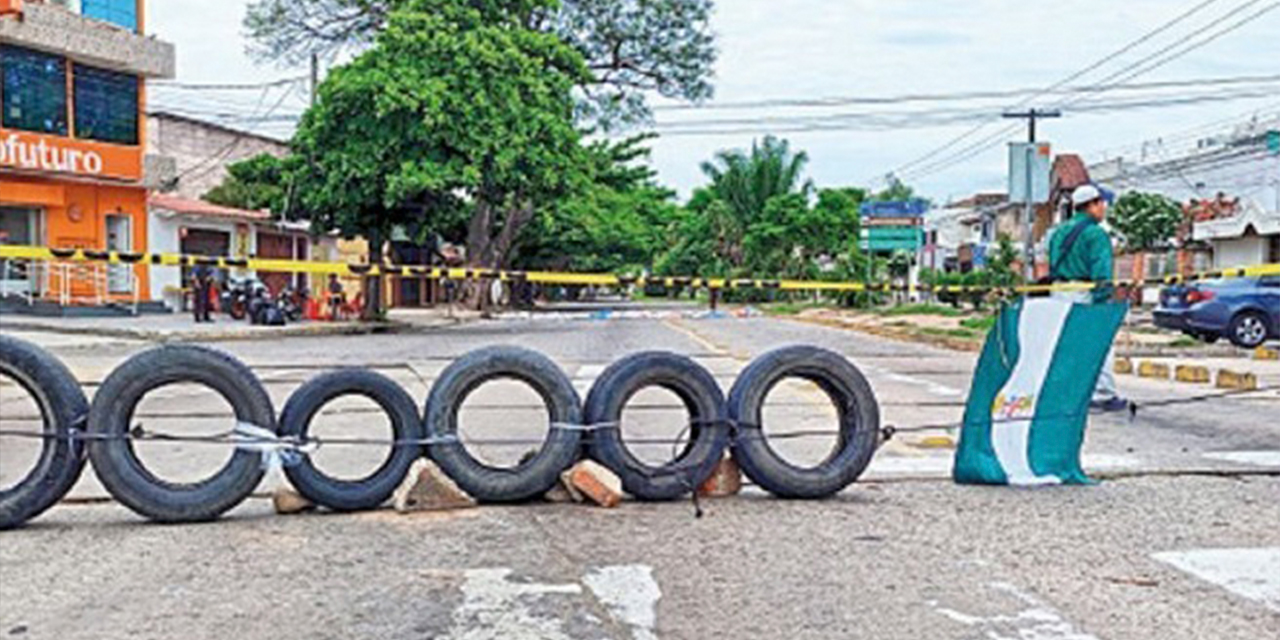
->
<box><xmin>1114</xmin><ymin>358</ymin><xmax>1134</xmax><ymax>375</ymax></box>
<box><xmin>1215</xmin><ymin>369</ymin><xmax>1258</xmax><ymax>391</ymax></box>
<box><xmin>1255</xmin><ymin>347</ymin><xmax>1279</xmax><ymax>361</ymax></box>
<box><xmin>561</xmin><ymin>460</ymin><xmax>623</xmax><ymax>508</ymax></box>
<box><xmin>272</xmin><ymin>488</ymin><xmax>316</xmax><ymax>515</ymax></box>
<box><xmin>1138</xmin><ymin>361</ymin><xmax>1170</xmax><ymax>380</ymax></box>
<box><xmin>697</xmin><ymin>456</ymin><xmax>743</xmax><ymax>498</ymax></box>
<box><xmin>1174</xmin><ymin>365</ymin><xmax>1211</xmax><ymax>384</ymax></box>
<box><xmin>393</xmin><ymin>459</ymin><xmax>478</xmax><ymax>513</ymax></box>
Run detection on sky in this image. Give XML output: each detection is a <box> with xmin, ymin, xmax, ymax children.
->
<box><xmin>148</xmin><ymin>0</ymin><xmax>1280</xmax><ymax>205</ymax></box>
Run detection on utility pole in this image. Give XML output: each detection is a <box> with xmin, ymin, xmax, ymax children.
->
<box><xmin>310</xmin><ymin>53</ymin><xmax>319</xmax><ymax>107</ymax></box>
<box><xmin>1003</xmin><ymin>109</ymin><xmax>1061</xmax><ymax>279</ymax></box>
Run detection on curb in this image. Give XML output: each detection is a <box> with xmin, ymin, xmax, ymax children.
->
<box><xmin>0</xmin><ymin>319</ymin><xmax>419</xmax><ymax>343</ymax></box>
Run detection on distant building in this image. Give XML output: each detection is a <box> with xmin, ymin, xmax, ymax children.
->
<box><xmin>1</xmin><ymin>0</ymin><xmax>175</xmax><ymax>305</ymax></box>
<box><xmin>146</xmin><ymin>111</ymin><xmax>289</xmax><ymax>200</ymax></box>
<box><xmin>1192</xmin><ymin>197</ymin><xmax>1280</xmax><ymax>269</ymax></box>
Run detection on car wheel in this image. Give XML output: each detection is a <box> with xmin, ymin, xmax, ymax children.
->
<box><xmin>1227</xmin><ymin>311</ymin><xmax>1269</xmax><ymax>349</ymax></box>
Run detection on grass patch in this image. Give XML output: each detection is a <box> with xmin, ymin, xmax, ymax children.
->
<box><xmin>877</xmin><ymin>303</ymin><xmax>964</xmax><ymax>318</ymax></box>
<box><xmin>960</xmin><ymin>315</ymin><xmax>997</xmax><ymax>332</ymax></box>
<box><xmin>1168</xmin><ymin>336</ymin><xmax>1201</xmax><ymax>348</ymax></box>
<box><xmin>920</xmin><ymin>327</ymin><xmax>981</xmax><ymax>340</ymax></box>
<box><xmin>763</xmin><ymin>302</ymin><xmax>831</xmax><ymax>316</ymax></box>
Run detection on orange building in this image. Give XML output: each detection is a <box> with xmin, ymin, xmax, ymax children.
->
<box><xmin>1</xmin><ymin>0</ymin><xmax>174</xmax><ymax>304</ymax></box>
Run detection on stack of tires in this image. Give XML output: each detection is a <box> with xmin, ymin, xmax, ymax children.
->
<box><xmin>0</xmin><ymin>335</ymin><xmax>881</xmax><ymax>529</ymax></box>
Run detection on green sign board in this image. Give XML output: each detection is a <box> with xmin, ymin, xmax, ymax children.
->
<box><xmin>861</xmin><ymin>227</ymin><xmax>923</xmax><ymax>253</ymax></box>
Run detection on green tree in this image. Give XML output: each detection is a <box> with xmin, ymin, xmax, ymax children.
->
<box><xmin>516</xmin><ymin>135</ymin><xmax>678</xmax><ymax>273</ymax></box>
<box><xmin>288</xmin><ymin>2</ymin><xmax>588</xmax><ymax>270</ymax></box>
<box><xmin>243</xmin><ymin>0</ymin><xmax>717</xmax><ymax>127</ymax></box>
<box><xmin>203</xmin><ymin>153</ymin><xmax>288</xmax><ymax>212</ymax></box>
<box><xmin>986</xmin><ymin>233</ymin><xmax>1023</xmax><ymax>289</ymax></box>
<box><xmin>697</xmin><ymin>136</ymin><xmax>813</xmax><ymax>269</ymax></box>
<box><xmin>1109</xmin><ymin>191</ymin><xmax>1183</xmax><ymax>251</ymax></box>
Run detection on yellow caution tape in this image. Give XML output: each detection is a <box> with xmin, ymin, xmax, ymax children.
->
<box><xmin>1</xmin><ymin>244</ymin><xmax>1276</xmax><ymax>295</ymax></box>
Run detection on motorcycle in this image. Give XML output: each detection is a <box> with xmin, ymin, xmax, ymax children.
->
<box><xmin>219</xmin><ymin>277</ymin><xmax>263</xmax><ymax>321</ymax></box>
<box><xmin>279</xmin><ymin>285</ymin><xmax>308</xmax><ymax>323</ymax></box>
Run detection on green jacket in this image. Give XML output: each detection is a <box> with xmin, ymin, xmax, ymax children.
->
<box><xmin>1048</xmin><ymin>213</ymin><xmax>1114</xmax><ymax>302</ymax></box>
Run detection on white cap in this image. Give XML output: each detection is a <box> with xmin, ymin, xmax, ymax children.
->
<box><xmin>1072</xmin><ymin>184</ymin><xmax>1102</xmax><ymax>207</ymax></box>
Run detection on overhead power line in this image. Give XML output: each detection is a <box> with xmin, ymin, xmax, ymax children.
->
<box><xmin>899</xmin><ymin>0</ymin><xmax>1279</xmax><ymax>182</ymax></box>
<box><xmin>887</xmin><ymin>0</ymin><xmax>1230</xmax><ymax>181</ymax></box>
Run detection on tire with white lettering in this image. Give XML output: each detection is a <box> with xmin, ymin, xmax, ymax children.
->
<box><xmin>87</xmin><ymin>345</ymin><xmax>276</xmax><ymax>523</ymax></box>
<box><xmin>0</xmin><ymin>335</ymin><xmax>89</xmax><ymax>530</ymax></box>
<box><xmin>280</xmin><ymin>369</ymin><xmax>422</xmax><ymax>511</ymax></box>
<box><xmin>424</xmin><ymin>347</ymin><xmax>582</xmax><ymax>503</ymax></box>
<box><xmin>727</xmin><ymin>346</ymin><xmax>880</xmax><ymax>499</ymax></box>
<box><xmin>585</xmin><ymin>352</ymin><xmax>728</xmax><ymax>500</ymax></box>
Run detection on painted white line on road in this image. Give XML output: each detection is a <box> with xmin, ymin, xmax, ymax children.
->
<box><xmin>446</xmin><ymin>568</ymin><xmax>583</xmax><ymax>640</ymax></box>
<box><xmin>932</xmin><ymin>582</ymin><xmax>1099</xmax><ymax>640</ymax></box>
<box><xmin>1202</xmin><ymin>451</ymin><xmax>1280</xmax><ymax>468</ymax></box>
<box><xmin>862</xmin><ymin>363</ymin><xmax>965</xmax><ymax>398</ymax></box>
<box><xmin>867</xmin><ymin>453</ymin><xmax>1142</xmax><ymax>477</ymax></box>
<box><xmin>1153</xmin><ymin>547</ymin><xmax>1280</xmax><ymax>613</ymax></box>
<box><xmin>583</xmin><ymin>565</ymin><xmax>661</xmax><ymax>640</ymax></box>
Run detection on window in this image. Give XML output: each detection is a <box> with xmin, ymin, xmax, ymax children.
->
<box><xmin>1</xmin><ymin>46</ymin><xmax>68</xmax><ymax>136</ymax></box>
<box><xmin>82</xmin><ymin>0</ymin><xmax>138</xmax><ymax>33</ymax></box>
<box><xmin>74</xmin><ymin>64</ymin><xmax>139</xmax><ymax>145</ymax></box>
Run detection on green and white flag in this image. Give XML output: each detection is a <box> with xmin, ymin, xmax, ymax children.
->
<box><xmin>954</xmin><ymin>298</ymin><xmax>1126</xmax><ymax>486</ymax></box>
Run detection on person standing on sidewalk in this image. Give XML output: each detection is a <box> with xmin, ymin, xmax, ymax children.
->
<box><xmin>191</xmin><ymin>263</ymin><xmax>215</xmax><ymax>323</ymax></box>
<box><xmin>1048</xmin><ymin>184</ymin><xmax>1128</xmax><ymax>412</ymax></box>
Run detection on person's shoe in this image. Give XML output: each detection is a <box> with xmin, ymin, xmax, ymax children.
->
<box><xmin>1090</xmin><ymin>397</ymin><xmax>1130</xmax><ymax>413</ymax></box>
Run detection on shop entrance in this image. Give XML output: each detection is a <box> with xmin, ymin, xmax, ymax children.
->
<box><xmin>0</xmin><ymin>206</ymin><xmax>43</xmax><ymax>297</ymax></box>
<box><xmin>105</xmin><ymin>213</ymin><xmax>133</xmax><ymax>294</ymax></box>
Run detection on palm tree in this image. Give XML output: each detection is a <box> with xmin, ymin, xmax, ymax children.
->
<box><xmin>698</xmin><ymin>136</ymin><xmax>813</xmax><ymax>267</ymax></box>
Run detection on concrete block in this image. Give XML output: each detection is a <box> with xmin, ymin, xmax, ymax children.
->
<box><xmin>561</xmin><ymin>460</ymin><xmax>623</xmax><ymax>508</ymax></box>
<box><xmin>1138</xmin><ymin>361</ymin><xmax>1170</xmax><ymax>379</ymax></box>
<box><xmin>272</xmin><ymin>488</ymin><xmax>315</xmax><ymax>515</ymax></box>
<box><xmin>1114</xmin><ymin>358</ymin><xmax>1134</xmax><ymax>375</ymax></box>
<box><xmin>697</xmin><ymin>456</ymin><xmax>742</xmax><ymax>498</ymax></box>
<box><xmin>1254</xmin><ymin>347</ymin><xmax>1279</xmax><ymax>361</ymax></box>
<box><xmin>393</xmin><ymin>459</ymin><xmax>477</xmax><ymax>513</ymax></box>
<box><xmin>1174</xmin><ymin>365</ymin><xmax>1211</xmax><ymax>384</ymax></box>
<box><xmin>1215</xmin><ymin>369</ymin><xmax>1258</xmax><ymax>391</ymax></box>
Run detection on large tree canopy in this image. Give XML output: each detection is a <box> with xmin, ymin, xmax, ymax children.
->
<box><xmin>244</xmin><ymin>0</ymin><xmax>716</xmax><ymax>126</ymax></box>
<box><xmin>288</xmin><ymin>1</ymin><xmax>588</xmax><ymax>268</ymax></box>
<box><xmin>1109</xmin><ymin>191</ymin><xmax>1183</xmax><ymax>251</ymax></box>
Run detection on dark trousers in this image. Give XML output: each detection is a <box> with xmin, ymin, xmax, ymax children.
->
<box><xmin>192</xmin><ymin>282</ymin><xmax>212</xmax><ymax>322</ymax></box>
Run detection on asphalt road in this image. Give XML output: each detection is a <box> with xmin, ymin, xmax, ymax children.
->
<box><xmin>2</xmin><ymin>314</ymin><xmax>1278</xmax><ymax>639</ymax></box>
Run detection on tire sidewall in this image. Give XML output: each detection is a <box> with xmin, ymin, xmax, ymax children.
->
<box><xmin>87</xmin><ymin>346</ymin><xmax>274</xmax><ymax>523</ymax></box>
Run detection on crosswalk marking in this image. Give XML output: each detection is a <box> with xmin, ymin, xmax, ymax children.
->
<box><xmin>1153</xmin><ymin>547</ymin><xmax>1280</xmax><ymax>613</ymax></box>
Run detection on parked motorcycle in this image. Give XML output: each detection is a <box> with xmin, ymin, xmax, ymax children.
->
<box><xmin>219</xmin><ymin>277</ymin><xmax>264</xmax><ymax>321</ymax></box>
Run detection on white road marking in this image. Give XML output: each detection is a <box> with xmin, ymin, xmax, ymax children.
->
<box><xmin>583</xmin><ymin>565</ymin><xmax>662</xmax><ymax>640</ymax></box>
<box><xmin>932</xmin><ymin>582</ymin><xmax>1099</xmax><ymax>640</ymax></box>
<box><xmin>446</xmin><ymin>568</ymin><xmax>582</xmax><ymax>640</ymax></box>
<box><xmin>1153</xmin><ymin>547</ymin><xmax>1280</xmax><ymax>613</ymax></box>
<box><xmin>1202</xmin><ymin>451</ymin><xmax>1280</xmax><ymax>468</ymax></box>
<box><xmin>866</xmin><ymin>453</ymin><xmax>1142</xmax><ymax>478</ymax></box>
<box><xmin>881</xmin><ymin>371</ymin><xmax>964</xmax><ymax>397</ymax></box>
<box><xmin>445</xmin><ymin>566</ymin><xmax>662</xmax><ymax>639</ymax></box>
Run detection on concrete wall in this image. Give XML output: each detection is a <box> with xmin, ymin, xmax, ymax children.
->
<box><xmin>1213</xmin><ymin>236</ymin><xmax>1269</xmax><ymax>270</ymax></box>
<box><xmin>146</xmin><ymin>113</ymin><xmax>289</xmax><ymax>201</ymax></box>
<box><xmin>0</xmin><ymin>2</ymin><xmax>174</xmax><ymax>78</ymax></box>
<box><xmin>147</xmin><ymin>211</ymin><xmax>254</xmax><ymax>309</ymax></box>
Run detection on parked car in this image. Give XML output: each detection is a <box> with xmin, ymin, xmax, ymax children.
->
<box><xmin>1154</xmin><ymin>276</ymin><xmax>1280</xmax><ymax>348</ymax></box>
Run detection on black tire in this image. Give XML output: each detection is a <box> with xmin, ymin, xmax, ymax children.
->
<box><xmin>87</xmin><ymin>345</ymin><xmax>276</xmax><ymax>523</ymax></box>
<box><xmin>727</xmin><ymin>346</ymin><xmax>880</xmax><ymax>499</ymax></box>
<box><xmin>424</xmin><ymin>346</ymin><xmax>582</xmax><ymax>503</ymax></box>
<box><xmin>280</xmin><ymin>369</ymin><xmax>422</xmax><ymax>511</ymax></box>
<box><xmin>1227</xmin><ymin>311</ymin><xmax>1270</xmax><ymax>349</ymax></box>
<box><xmin>584</xmin><ymin>352</ymin><xmax>728</xmax><ymax>501</ymax></box>
<box><xmin>0</xmin><ymin>335</ymin><xmax>89</xmax><ymax>530</ymax></box>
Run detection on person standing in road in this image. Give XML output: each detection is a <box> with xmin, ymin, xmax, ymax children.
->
<box><xmin>1048</xmin><ymin>184</ymin><xmax>1128</xmax><ymax>412</ymax></box>
<box><xmin>191</xmin><ymin>263</ymin><xmax>215</xmax><ymax>323</ymax></box>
